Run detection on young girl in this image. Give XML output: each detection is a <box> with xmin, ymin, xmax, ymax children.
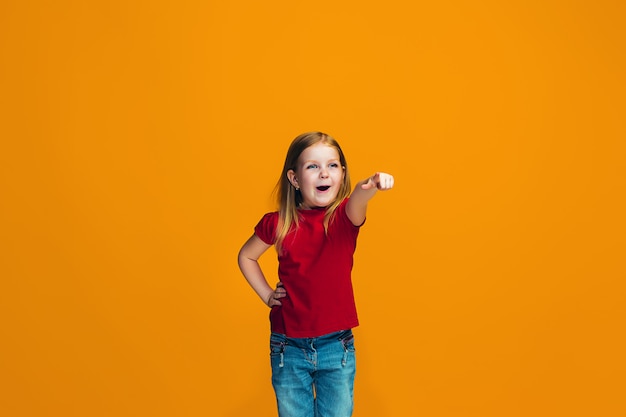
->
<box><xmin>238</xmin><ymin>132</ymin><xmax>394</xmax><ymax>417</ymax></box>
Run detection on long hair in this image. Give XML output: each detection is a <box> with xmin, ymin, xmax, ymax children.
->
<box><xmin>273</xmin><ymin>132</ymin><xmax>352</xmax><ymax>253</ymax></box>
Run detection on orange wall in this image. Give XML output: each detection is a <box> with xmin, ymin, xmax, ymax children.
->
<box><xmin>1</xmin><ymin>1</ymin><xmax>624</xmax><ymax>416</ymax></box>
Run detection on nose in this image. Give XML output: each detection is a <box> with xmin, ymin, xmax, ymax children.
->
<box><xmin>320</xmin><ymin>167</ymin><xmax>329</xmax><ymax>178</ymax></box>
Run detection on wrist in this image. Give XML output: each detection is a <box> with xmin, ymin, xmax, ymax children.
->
<box><xmin>265</xmin><ymin>292</ymin><xmax>273</xmax><ymax>307</ymax></box>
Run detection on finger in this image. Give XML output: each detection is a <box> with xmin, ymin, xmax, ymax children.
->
<box><xmin>372</xmin><ymin>172</ymin><xmax>380</xmax><ymax>188</ymax></box>
<box><xmin>272</xmin><ymin>293</ymin><xmax>283</xmax><ymax>305</ymax></box>
<box><xmin>362</xmin><ymin>178</ymin><xmax>377</xmax><ymax>190</ymax></box>
<box><xmin>379</xmin><ymin>175</ymin><xmax>393</xmax><ymax>190</ymax></box>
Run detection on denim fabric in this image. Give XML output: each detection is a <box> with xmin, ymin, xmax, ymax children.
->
<box><xmin>270</xmin><ymin>330</ymin><xmax>356</xmax><ymax>417</ymax></box>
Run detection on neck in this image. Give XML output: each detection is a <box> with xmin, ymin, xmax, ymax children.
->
<box><xmin>299</xmin><ymin>203</ymin><xmax>326</xmax><ymax>210</ymax></box>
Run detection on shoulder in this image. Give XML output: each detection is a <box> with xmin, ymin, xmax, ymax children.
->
<box><xmin>334</xmin><ymin>198</ymin><xmax>350</xmax><ymax>217</ymax></box>
<box><xmin>333</xmin><ymin>198</ymin><xmax>363</xmax><ymax>228</ymax></box>
<box><xmin>255</xmin><ymin>211</ymin><xmax>279</xmax><ymax>228</ymax></box>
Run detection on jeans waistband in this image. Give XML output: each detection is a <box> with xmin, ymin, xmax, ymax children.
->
<box><xmin>271</xmin><ymin>329</ymin><xmax>353</xmax><ymax>349</ymax></box>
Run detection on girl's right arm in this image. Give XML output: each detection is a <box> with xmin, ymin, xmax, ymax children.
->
<box><xmin>238</xmin><ymin>234</ymin><xmax>286</xmax><ymax>307</ymax></box>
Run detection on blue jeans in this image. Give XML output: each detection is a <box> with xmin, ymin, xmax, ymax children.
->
<box><xmin>270</xmin><ymin>330</ymin><xmax>356</xmax><ymax>417</ymax></box>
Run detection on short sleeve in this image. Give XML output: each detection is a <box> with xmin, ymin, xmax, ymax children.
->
<box><xmin>254</xmin><ymin>212</ymin><xmax>278</xmax><ymax>245</ymax></box>
<box><xmin>336</xmin><ymin>198</ymin><xmax>365</xmax><ymax>229</ymax></box>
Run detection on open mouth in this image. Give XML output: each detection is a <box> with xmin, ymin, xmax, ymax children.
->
<box><xmin>316</xmin><ymin>186</ymin><xmax>330</xmax><ymax>191</ymax></box>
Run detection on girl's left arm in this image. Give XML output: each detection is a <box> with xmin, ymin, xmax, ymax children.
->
<box><xmin>346</xmin><ymin>172</ymin><xmax>394</xmax><ymax>226</ymax></box>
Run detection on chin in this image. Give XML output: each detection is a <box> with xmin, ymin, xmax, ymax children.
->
<box><xmin>317</xmin><ymin>197</ymin><xmax>337</xmax><ymax>207</ymax></box>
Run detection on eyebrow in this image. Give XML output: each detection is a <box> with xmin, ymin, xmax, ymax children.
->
<box><xmin>302</xmin><ymin>158</ymin><xmax>340</xmax><ymax>164</ymax></box>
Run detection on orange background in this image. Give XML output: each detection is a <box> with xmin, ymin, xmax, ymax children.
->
<box><xmin>1</xmin><ymin>1</ymin><xmax>625</xmax><ymax>416</ymax></box>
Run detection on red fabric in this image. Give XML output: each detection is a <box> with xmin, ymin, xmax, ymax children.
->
<box><xmin>255</xmin><ymin>198</ymin><xmax>361</xmax><ymax>338</ymax></box>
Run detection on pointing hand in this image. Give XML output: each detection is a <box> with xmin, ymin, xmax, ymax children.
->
<box><xmin>361</xmin><ymin>172</ymin><xmax>394</xmax><ymax>191</ymax></box>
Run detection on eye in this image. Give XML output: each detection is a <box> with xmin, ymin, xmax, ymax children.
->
<box><xmin>329</xmin><ymin>163</ymin><xmax>339</xmax><ymax>168</ymax></box>
<box><xmin>306</xmin><ymin>164</ymin><xmax>318</xmax><ymax>169</ymax></box>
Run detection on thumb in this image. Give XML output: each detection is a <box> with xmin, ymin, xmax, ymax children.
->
<box><xmin>361</xmin><ymin>173</ymin><xmax>379</xmax><ymax>190</ymax></box>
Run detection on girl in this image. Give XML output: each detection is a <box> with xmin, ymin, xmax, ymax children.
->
<box><xmin>238</xmin><ymin>132</ymin><xmax>394</xmax><ymax>417</ymax></box>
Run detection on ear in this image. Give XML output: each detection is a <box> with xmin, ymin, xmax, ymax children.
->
<box><xmin>287</xmin><ymin>169</ymin><xmax>298</xmax><ymax>188</ymax></box>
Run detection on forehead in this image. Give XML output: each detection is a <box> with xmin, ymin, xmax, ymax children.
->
<box><xmin>298</xmin><ymin>142</ymin><xmax>340</xmax><ymax>162</ymax></box>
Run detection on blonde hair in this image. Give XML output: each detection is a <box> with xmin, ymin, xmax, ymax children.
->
<box><xmin>273</xmin><ymin>132</ymin><xmax>352</xmax><ymax>253</ymax></box>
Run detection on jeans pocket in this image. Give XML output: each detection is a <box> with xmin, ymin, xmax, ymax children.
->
<box><xmin>270</xmin><ymin>333</ymin><xmax>286</xmax><ymax>368</ymax></box>
<box><xmin>270</xmin><ymin>340</ymin><xmax>286</xmax><ymax>355</ymax></box>
<box><xmin>338</xmin><ymin>330</ymin><xmax>355</xmax><ymax>367</ymax></box>
<box><xmin>338</xmin><ymin>330</ymin><xmax>355</xmax><ymax>352</ymax></box>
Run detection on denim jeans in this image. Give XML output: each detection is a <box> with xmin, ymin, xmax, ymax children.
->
<box><xmin>270</xmin><ymin>329</ymin><xmax>356</xmax><ymax>417</ymax></box>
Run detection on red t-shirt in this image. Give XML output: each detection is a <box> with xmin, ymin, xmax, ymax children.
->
<box><xmin>254</xmin><ymin>198</ymin><xmax>362</xmax><ymax>338</ymax></box>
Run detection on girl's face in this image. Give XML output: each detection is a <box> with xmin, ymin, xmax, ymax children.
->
<box><xmin>288</xmin><ymin>142</ymin><xmax>344</xmax><ymax>209</ymax></box>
